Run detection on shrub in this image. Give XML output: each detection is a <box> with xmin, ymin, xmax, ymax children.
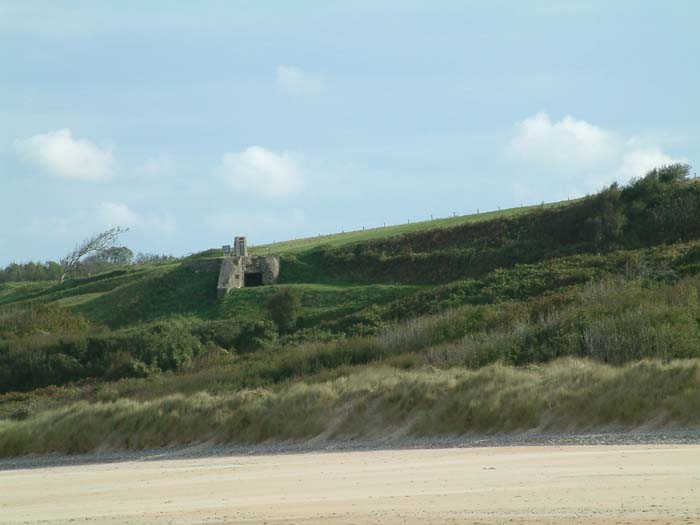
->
<box><xmin>266</xmin><ymin>288</ymin><xmax>301</xmax><ymax>333</ymax></box>
<box><xmin>234</xmin><ymin>320</ymin><xmax>278</xmax><ymax>352</ymax></box>
<box><xmin>0</xmin><ymin>304</ymin><xmax>91</xmax><ymax>339</ymax></box>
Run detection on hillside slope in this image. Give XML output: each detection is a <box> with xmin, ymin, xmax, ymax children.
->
<box><xmin>3</xmin><ymin>164</ymin><xmax>700</xmax><ymax>456</ymax></box>
<box><xmin>249</xmin><ymin>199</ymin><xmax>574</xmax><ymax>255</ymax></box>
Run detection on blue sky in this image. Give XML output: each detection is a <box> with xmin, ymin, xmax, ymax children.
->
<box><xmin>1</xmin><ymin>1</ymin><xmax>699</xmax><ymax>265</ymax></box>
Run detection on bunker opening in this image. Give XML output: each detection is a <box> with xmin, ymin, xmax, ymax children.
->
<box><xmin>244</xmin><ymin>272</ymin><xmax>264</xmax><ymax>287</ymax></box>
<box><xmin>216</xmin><ymin>236</ymin><xmax>281</xmax><ymax>298</ymax></box>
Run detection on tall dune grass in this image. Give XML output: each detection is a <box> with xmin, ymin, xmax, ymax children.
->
<box><xmin>2</xmin><ymin>358</ymin><xmax>700</xmax><ymax>457</ymax></box>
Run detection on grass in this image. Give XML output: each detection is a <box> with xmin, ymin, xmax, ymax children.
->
<box><xmin>4</xmin><ymin>170</ymin><xmax>700</xmax><ymax>456</ymax></box>
<box><xmin>3</xmin><ymin>245</ymin><xmax>700</xmax><ymax>395</ymax></box>
<box><xmin>0</xmin><ymin>281</ymin><xmax>54</xmax><ymax>305</ymax></box>
<box><xmin>5</xmin><ymin>273</ymin><xmax>700</xmax><ymax>406</ymax></box>
<box><xmin>249</xmin><ymin>199</ymin><xmax>576</xmax><ymax>256</ymax></box>
<box><xmin>52</xmin><ymin>292</ymin><xmax>107</xmax><ymax>308</ymax></box>
<box><xmin>0</xmin><ymin>264</ymin><xmax>427</xmax><ymax>332</ymax></box>
<box><xmin>215</xmin><ymin>283</ymin><xmax>424</xmax><ymax>326</ymax></box>
<box><xmin>1</xmin><ymin>358</ymin><xmax>699</xmax><ymax>456</ymax></box>
<box><xmin>0</xmin><ymin>268</ymin><xmax>154</xmax><ymax>309</ymax></box>
<box><xmin>0</xmin><ymin>195</ymin><xmax>594</xmax><ymax>331</ymax></box>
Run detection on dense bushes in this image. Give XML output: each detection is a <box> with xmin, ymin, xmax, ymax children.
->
<box><xmin>231</xmin><ymin>276</ymin><xmax>700</xmax><ymax>386</ymax></box>
<box><xmin>0</xmin><ymin>322</ymin><xmax>201</xmax><ymax>392</ymax></box>
<box><xmin>0</xmin><ymin>304</ymin><xmax>91</xmax><ymax>339</ymax></box>
<box><xmin>0</xmin><ymin>317</ymin><xmax>278</xmax><ymax>393</ymax></box>
<box><xmin>3</xmin><ymin>166</ymin><xmax>700</xmax><ymax>395</ymax></box>
<box><xmin>284</xmin><ymin>165</ymin><xmax>696</xmax><ymax>285</ymax></box>
<box><xmin>191</xmin><ymin>319</ymin><xmax>277</xmax><ymax>352</ymax></box>
<box><xmin>424</xmin><ymin>277</ymin><xmax>700</xmax><ymax>368</ymax></box>
<box><xmin>4</xmin><ymin>269</ymin><xmax>700</xmax><ymax>393</ymax></box>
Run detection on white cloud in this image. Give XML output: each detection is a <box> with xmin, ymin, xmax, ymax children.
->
<box><xmin>507</xmin><ymin>112</ymin><xmax>619</xmax><ymax>169</ymax></box>
<box><xmin>14</xmin><ymin>129</ymin><xmax>115</xmax><ymax>181</ymax></box>
<box><xmin>99</xmin><ymin>202</ymin><xmax>176</xmax><ymax>236</ymax></box>
<box><xmin>506</xmin><ymin>112</ymin><xmax>682</xmax><ymax>192</ymax></box>
<box><xmin>276</xmin><ymin>65</ymin><xmax>325</xmax><ymax>96</ymax></box>
<box><xmin>216</xmin><ymin>146</ymin><xmax>303</xmax><ymax>198</ymax></box>
<box><xmin>616</xmin><ymin>147</ymin><xmax>676</xmax><ymax>181</ymax></box>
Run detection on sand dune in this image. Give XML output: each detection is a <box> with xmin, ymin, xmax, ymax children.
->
<box><xmin>2</xmin><ymin>445</ymin><xmax>699</xmax><ymax>524</ymax></box>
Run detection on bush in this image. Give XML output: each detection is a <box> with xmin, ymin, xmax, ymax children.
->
<box><xmin>0</xmin><ymin>321</ymin><xmax>205</xmax><ymax>392</ymax></box>
<box><xmin>234</xmin><ymin>320</ymin><xmax>278</xmax><ymax>352</ymax></box>
<box><xmin>266</xmin><ymin>288</ymin><xmax>301</xmax><ymax>333</ymax></box>
<box><xmin>192</xmin><ymin>319</ymin><xmax>277</xmax><ymax>353</ymax></box>
<box><xmin>0</xmin><ymin>304</ymin><xmax>91</xmax><ymax>339</ymax></box>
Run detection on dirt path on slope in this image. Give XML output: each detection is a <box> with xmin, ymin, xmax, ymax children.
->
<box><xmin>2</xmin><ymin>445</ymin><xmax>699</xmax><ymax>524</ymax></box>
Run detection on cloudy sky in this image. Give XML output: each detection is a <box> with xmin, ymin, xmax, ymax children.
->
<box><xmin>1</xmin><ymin>1</ymin><xmax>698</xmax><ymax>265</ymax></box>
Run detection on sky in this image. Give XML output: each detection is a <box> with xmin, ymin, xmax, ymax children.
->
<box><xmin>1</xmin><ymin>1</ymin><xmax>699</xmax><ymax>265</ymax></box>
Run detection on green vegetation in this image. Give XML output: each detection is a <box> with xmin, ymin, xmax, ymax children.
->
<box><xmin>2</xmin><ymin>359</ymin><xmax>699</xmax><ymax>456</ymax></box>
<box><xmin>2</xmin><ymin>164</ymin><xmax>700</xmax><ymax>456</ymax></box>
<box><xmin>249</xmin><ymin>199</ymin><xmax>574</xmax><ymax>255</ymax></box>
<box><xmin>266</xmin><ymin>287</ymin><xmax>302</xmax><ymax>333</ymax></box>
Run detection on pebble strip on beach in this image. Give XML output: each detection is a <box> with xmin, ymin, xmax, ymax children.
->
<box><xmin>3</xmin><ymin>428</ymin><xmax>700</xmax><ymax>471</ymax></box>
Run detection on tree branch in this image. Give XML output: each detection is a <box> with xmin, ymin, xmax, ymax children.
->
<box><xmin>60</xmin><ymin>227</ymin><xmax>129</xmax><ymax>283</ymax></box>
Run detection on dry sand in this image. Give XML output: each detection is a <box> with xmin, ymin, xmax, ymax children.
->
<box><xmin>2</xmin><ymin>444</ymin><xmax>700</xmax><ymax>524</ymax></box>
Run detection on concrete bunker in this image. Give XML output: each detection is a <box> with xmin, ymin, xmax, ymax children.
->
<box><xmin>217</xmin><ymin>236</ymin><xmax>280</xmax><ymax>298</ymax></box>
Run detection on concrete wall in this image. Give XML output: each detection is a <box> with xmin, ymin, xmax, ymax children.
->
<box><xmin>216</xmin><ymin>258</ymin><xmax>241</xmax><ymax>298</ymax></box>
<box><xmin>243</xmin><ymin>256</ymin><xmax>280</xmax><ymax>285</ymax></box>
<box><xmin>216</xmin><ymin>255</ymin><xmax>280</xmax><ymax>298</ymax></box>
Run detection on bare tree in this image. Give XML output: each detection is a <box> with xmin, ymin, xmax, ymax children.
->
<box><xmin>60</xmin><ymin>227</ymin><xmax>129</xmax><ymax>283</ymax></box>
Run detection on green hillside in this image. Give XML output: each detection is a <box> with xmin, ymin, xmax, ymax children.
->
<box><xmin>3</xmin><ymin>164</ymin><xmax>700</xmax><ymax>456</ymax></box>
<box><xmin>0</xmin><ymin>199</ymin><xmax>556</xmax><ymax>332</ymax></box>
<box><xmin>249</xmin><ymin>200</ymin><xmax>573</xmax><ymax>255</ymax></box>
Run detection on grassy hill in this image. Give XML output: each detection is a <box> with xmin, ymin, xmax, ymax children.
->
<box><xmin>3</xmin><ymin>164</ymin><xmax>700</xmax><ymax>456</ymax></box>
<box><xmin>249</xmin><ymin>199</ymin><xmax>574</xmax><ymax>255</ymax></box>
<box><xmin>0</xmin><ymin>199</ymin><xmax>566</xmax><ymax>334</ymax></box>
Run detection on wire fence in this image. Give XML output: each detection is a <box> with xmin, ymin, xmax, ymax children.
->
<box><xmin>248</xmin><ymin>199</ymin><xmax>570</xmax><ymax>251</ymax></box>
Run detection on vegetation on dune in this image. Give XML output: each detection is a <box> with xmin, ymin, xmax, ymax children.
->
<box><xmin>3</xmin><ymin>164</ymin><xmax>700</xmax><ymax>455</ymax></box>
<box><xmin>1</xmin><ymin>358</ymin><xmax>699</xmax><ymax>457</ymax></box>
<box><xmin>3</xmin><ymin>273</ymin><xmax>700</xmax><ymax>397</ymax></box>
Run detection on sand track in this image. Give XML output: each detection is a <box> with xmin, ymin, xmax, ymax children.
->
<box><xmin>2</xmin><ymin>445</ymin><xmax>699</xmax><ymax>524</ymax></box>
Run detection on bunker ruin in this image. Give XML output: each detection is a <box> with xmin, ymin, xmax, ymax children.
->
<box><xmin>217</xmin><ymin>236</ymin><xmax>280</xmax><ymax>298</ymax></box>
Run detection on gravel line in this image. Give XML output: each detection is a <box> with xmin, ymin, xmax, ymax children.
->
<box><xmin>2</xmin><ymin>428</ymin><xmax>700</xmax><ymax>471</ymax></box>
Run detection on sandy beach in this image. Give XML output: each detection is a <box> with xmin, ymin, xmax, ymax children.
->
<box><xmin>2</xmin><ymin>444</ymin><xmax>699</xmax><ymax>524</ymax></box>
